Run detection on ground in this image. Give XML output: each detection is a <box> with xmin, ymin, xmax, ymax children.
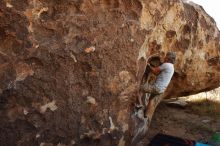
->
<box><xmin>145</xmin><ymin>102</ymin><xmax>220</xmax><ymax>145</ymax></box>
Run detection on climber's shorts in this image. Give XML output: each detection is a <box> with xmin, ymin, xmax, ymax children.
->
<box><xmin>141</xmin><ymin>83</ymin><xmax>162</xmax><ymax>95</ymax></box>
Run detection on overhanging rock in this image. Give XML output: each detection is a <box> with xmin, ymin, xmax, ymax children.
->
<box><xmin>0</xmin><ymin>0</ymin><xmax>219</xmax><ymax>145</ymax></box>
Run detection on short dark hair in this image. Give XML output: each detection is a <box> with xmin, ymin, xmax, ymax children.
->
<box><xmin>166</xmin><ymin>52</ymin><xmax>176</xmax><ymax>63</ymax></box>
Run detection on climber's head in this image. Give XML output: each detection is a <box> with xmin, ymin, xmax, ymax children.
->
<box><xmin>165</xmin><ymin>51</ymin><xmax>176</xmax><ymax>64</ymax></box>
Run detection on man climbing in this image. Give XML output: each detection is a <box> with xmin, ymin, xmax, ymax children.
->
<box><xmin>141</xmin><ymin>51</ymin><xmax>176</xmax><ymax>96</ymax></box>
<box><xmin>131</xmin><ymin>52</ymin><xmax>176</xmax><ymax>145</ymax></box>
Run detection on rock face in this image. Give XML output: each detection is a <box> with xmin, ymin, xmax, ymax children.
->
<box><xmin>0</xmin><ymin>0</ymin><xmax>219</xmax><ymax>145</ymax></box>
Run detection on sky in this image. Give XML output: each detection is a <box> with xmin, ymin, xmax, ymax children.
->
<box><xmin>190</xmin><ymin>0</ymin><xmax>220</xmax><ymax>29</ymax></box>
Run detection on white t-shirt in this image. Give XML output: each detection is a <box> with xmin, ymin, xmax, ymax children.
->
<box><xmin>154</xmin><ymin>63</ymin><xmax>174</xmax><ymax>93</ymax></box>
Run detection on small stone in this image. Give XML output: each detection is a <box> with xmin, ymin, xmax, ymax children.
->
<box><xmin>36</xmin><ymin>134</ymin><xmax>40</xmax><ymax>138</ymax></box>
<box><xmin>35</xmin><ymin>44</ymin><xmax>39</xmax><ymax>48</ymax></box>
<box><xmin>202</xmin><ymin>119</ymin><xmax>211</xmax><ymax>123</ymax></box>
<box><xmin>86</xmin><ymin>96</ymin><xmax>97</xmax><ymax>105</ymax></box>
<box><xmin>70</xmin><ymin>140</ymin><xmax>76</xmax><ymax>145</ymax></box>
<box><xmin>40</xmin><ymin>100</ymin><xmax>58</xmax><ymax>113</ymax></box>
<box><xmin>70</xmin><ymin>53</ymin><xmax>77</xmax><ymax>62</ymax></box>
<box><xmin>84</xmin><ymin>46</ymin><xmax>95</xmax><ymax>53</ymax></box>
<box><xmin>6</xmin><ymin>2</ymin><xmax>13</xmax><ymax>8</ymax></box>
<box><xmin>130</xmin><ymin>38</ymin><xmax>134</xmax><ymax>42</ymax></box>
<box><xmin>23</xmin><ymin>109</ymin><xmax>29</xmax><ymax>115</ymax></box>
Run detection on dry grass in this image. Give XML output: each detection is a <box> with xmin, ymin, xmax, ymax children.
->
<box><xmin>182</xmin><ymin>87</ymin><xmax>220</xmax><ymax>117</ymax></box>
<box><xmin>187</xmin><ymin>98</ymin><xmax>220</xmax><ymax>117</ymax></box>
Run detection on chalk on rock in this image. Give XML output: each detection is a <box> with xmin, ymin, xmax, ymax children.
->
<box><xmin>6</xmin><ymin>2</ymin><xmax>13</xmax><ymax>8</ymax></box>
<box><xmin>40</xmin><ymin>100</ymin><xmax>58</xmax><ymax>113</ymax></box>
<box><xmin>86</xmin><ymin>96</ymin><xmax>97</xmax><ymax>105</ymax></box>
<box><xmin>70</xmin><ymin>140</ymin><xmax>76</xmax><ymax>145</ymax></box>
<box><xmin>109</xmin><ymin>116</ymin><xmax>116</xmax><ymax>131</ymax></box>
<box><xmin>70</xmin><ymin>53</ymin><xmax>77</xmax><ymax>62</ymax></box>
<box><xmin>23</xmin><ymin>108</ymin><xmax>29</xmax><ymax>115</ymax></box>
<box><xmin>202</xmin><ymin>119</ymin><xmax>211</xmax><ymax>123</ymax></box>
<box><xmin>36</xmin><ymin>134</ymin><xmax>40</xmax><ymax>138</ymax></box>
<box><xmin>84</xmin><ymin>46</ymin><xmax>95</xmax><ymax>53</ymax></box>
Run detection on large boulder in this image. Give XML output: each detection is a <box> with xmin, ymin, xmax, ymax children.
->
<box><xmin>0</xmin><ymin>0</ymin><xmax>219</xmax><ymax>145</ymax></box>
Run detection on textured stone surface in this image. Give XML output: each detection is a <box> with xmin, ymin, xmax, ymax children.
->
<box><xmin>0</xmin><ymin>0</ymin><xmax>220</xmax><ymax>145</ymax></box>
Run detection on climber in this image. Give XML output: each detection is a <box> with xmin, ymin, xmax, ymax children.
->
<box><xmin>131</xmin><ymin>52</ymin><xmax>176</xmax><ymax>144</ymax></box>
<box><xmin>141</xmin><ymin>51</ymin><xmax>176</xmax><ymax>96</ymax></box>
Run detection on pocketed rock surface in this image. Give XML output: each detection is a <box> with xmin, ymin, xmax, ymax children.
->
<box><xmin>0</xmin><ymin>0</ymin><xmax>219</xmax><ymax>145</ymax></box>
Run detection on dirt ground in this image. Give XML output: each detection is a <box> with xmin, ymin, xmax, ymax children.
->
<box><xmin>144</xmin><ymin>103</ymin><xmax>220</xmax><ymax>144</ymax></box>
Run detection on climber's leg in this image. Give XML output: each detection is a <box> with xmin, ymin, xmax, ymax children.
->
<box><xmin>138</xmin><ymin>83</ymin><xmax>156</xmax><ymax>106</ymax></box>
<box><xmin>144</xmin><ymin>94</ymin><xmax>164</xmax><ymax>126</ymax></box>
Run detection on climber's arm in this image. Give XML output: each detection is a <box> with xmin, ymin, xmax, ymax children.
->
<box><xmin>148</xmin><ymin>63</ymin><xmax>161</xmax><ymax>74</ymax></box>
